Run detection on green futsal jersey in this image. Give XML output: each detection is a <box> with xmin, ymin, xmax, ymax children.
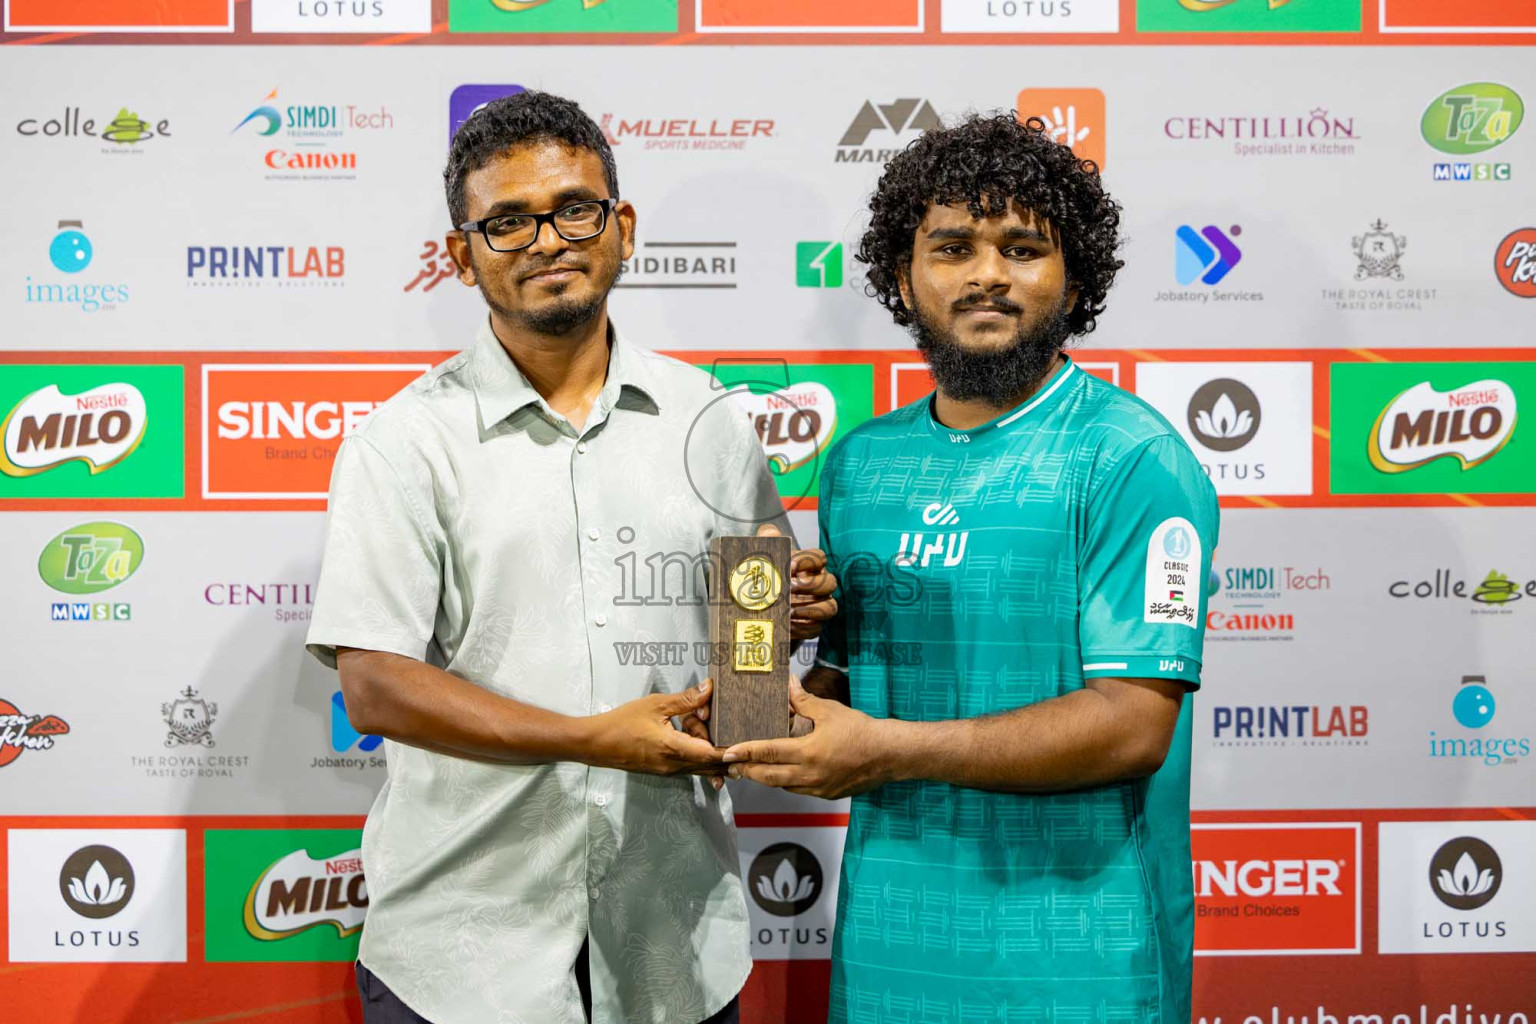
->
<box><xmin>815</xmin><ymin>357</ymin><xmax>1219</xmax><ymax>1024</ymax></box>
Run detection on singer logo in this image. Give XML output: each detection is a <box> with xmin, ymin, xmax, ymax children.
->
<box><xmin>1</xmin><ymin>383</ymin><xmax>147</xmax><ymax>479</ymax></box>
<box><xmin>1191</xmin><ymin>822</ymin><xmax>1360</xmax><ymax>955</ymax></box>
<box><xmin>202</xmin><ymin>364</ymin><xmax>429</xmax><ymax>500</ymax></box>
<box><xmin>1368</xmin><ymin>379</ymin><xmax>1516</xmax><ymax>474</ymax></box>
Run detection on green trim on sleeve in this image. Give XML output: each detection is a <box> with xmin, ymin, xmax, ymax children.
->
<box><xmin>1081</xmin><ymin>654</ymin><xmax>1203</xmax><ymax>686</ymax></box>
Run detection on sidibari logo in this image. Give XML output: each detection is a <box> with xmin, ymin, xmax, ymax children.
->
<box><xmin>0</xmin><ymin>698</ymin><xmax>70</xmax><ymax>768</ymax></box>
<box><xmin>244</xmin><ymin>847</ymin><xmax>368</xmax><ymax>941</ymax></box>
<box><xmin>747</xmin><ymin>842</ymin><xmax>822</xmax><ymax>917</ymax></box>
<box><xmin>1368</xmin><ymin>379</ymin><xmax>1515</xmax><ymax>473</ymax></box>
<box><xmin>38</xmin><ymin>522</ymin><xmax>144</xmax><ymax>595</ymax></box>
<box><xmin>1421</xmin><ymin>83</ymin><xmax>1524</xmax><ymax>155</ymax></box>
<box><xmin>59</xmin><ymin>845</ymin><xmax>135</xmax><ymax>920</ymax></box>
<box><xmin>1</xmin><ymin>383</ymin><xmax>147</xmax><ymax>479</ymax></box>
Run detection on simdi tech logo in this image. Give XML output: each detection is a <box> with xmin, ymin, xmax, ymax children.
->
<box><xmin>1330</xmin><ymin>362</ymin><xmax>1533</xmax><ymax>496</ymax></box>
<box><xmin>1137</xmin><ymin>0</ymin><xmax>1360</xmax><ymax>32</ymax></box>
<box><xmin>25</xmin><ymin>220</ymin><xmax>130</xmax><ymax>314</ymax></box>
<box><xmin>1017</xmin><ymin>89</ymin><xmax>1105</xmax><ymax>172</ymax></box>
<box><xmin>448</xmin><ymin>0</ymin><xmax>677</xmax><ymax>33</ymax></box>
<box><xmin>231</xmin><ymin>87</ymin><xmax>394</xmax><ymax>182</ymax></box>
<box><xmin>204</xmin><ymin>829</ymin><xmax>367</xmax><ymax>962</ymax></box>
<box><xmin>202</xmin><ymin>364</ymin><xmax>429</xmax><ymax>500</ymax></box>
<box><xmin>0</xmin><ymin>365</ymin><xmax>184</xmax><ymax>499</ymax></box>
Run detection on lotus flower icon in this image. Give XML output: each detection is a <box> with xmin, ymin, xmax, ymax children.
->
<box><xmin>1186</xmin><ymin>378</ymin><xmax>1261</xmax><ymax>453</ymax></box>
<box><xmin>68</xmin><ymin>859</ymin><xmax>128</xmax><ymax>907</ymax></box>
<box><xmin>1428</xmin><ymin>836</ymin><xmax>1502</xmax><ymax>910</ymax></box>
<box><xmin>1194</xmin><ymin>392</ymin><xmax>1252</xmax><ymax>440</ymax></box>
<box><xmin>1437</xmin><ymin>851</ymin><xmax>1497</xmax><ymax>899</ymax></box>
<box><xmin>757</xmin><ymin>858</ymin><xmax>816</xmax><ymax>904</ymax></box>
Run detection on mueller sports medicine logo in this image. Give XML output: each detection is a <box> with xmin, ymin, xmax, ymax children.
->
<box><xmin>599</xmin><ymin>112</ymin><xmax>775</xmax><ymax>151</ymax></box>
<box><xmin>244</xmin><ymin>847</ymin><xmax>368</xmax><ymax>941</ymax></box>
<box><xmin>1</xmin><ymin>382</ymin><xmax>146</xmax><ymax>479</ymax></box>
<box><xmin>894</xmin><ymin>502</ymin><xmax>970</xmax><ymax>570</ymax></box>
<box><xmin>1191</xmin><ymin>823</ymin><xmax>1360</xmax><ymax>956</ymax></box>
<box><xmin>202</xmin><ymin>364</ymin><xmax>428</xmax><ymax>499</ymax></box>
<box><xmin>186</xmin><ymin>245</ymin><xmax>346</xmax><ymax>288</ymax></box>
<box><xmin>836</xmin><ymin>98</ymin><xmax>940</xmax><ymax>164</ymax></box>
<box><xmin>0</xmin><ymin>699</ymin><xmax>70</xmax><ymax>768</ymax></box>
<box><xmin>1212</xmin><ymin>704</ymin><xmax>1368</xmax><ymax>748</ymax></box>
<box><xmin>1369</xmin><ymin>379</ymin><xmax>1515</xmax><ymax>474</ymax></box>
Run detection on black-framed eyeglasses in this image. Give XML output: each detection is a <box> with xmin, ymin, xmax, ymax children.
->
<box><xmin>458</xmin><ymin>199</ymin><xmax>618</xmax><ymax>253</ymax></box>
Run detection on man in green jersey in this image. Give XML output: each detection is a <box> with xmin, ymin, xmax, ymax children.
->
<box><xmin>722</xmin><ymin>113</ymin><xmax>1219</xmax><ymax>1023</ymax></box>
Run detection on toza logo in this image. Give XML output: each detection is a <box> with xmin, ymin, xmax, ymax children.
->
<box><xmin>747</xmin><ymin>842</ymin><xmax>823</xmax><ymax>917</ymax></box>
<box><xmin>1421</xmin><ymin>83</ymin><xmax>1524</xmax><ymax>155</ymax></box>
<box><xmin>38</xmin><ymin>522</ymin><xmax>144</xmax><ymax>596</ymax></box>
<box><xmin>1429</xmin><ymin>836</ymin><xmax>1501</xmax><ymax>911</ymax></box>
<box><xmin>895</xmin><ymin>502</ymin><xmax>970</xmax><ymax>569</ymax></box>
<box><xmin>1367</xmin><ymin>379</ymin><xmax>1516</xmax><ymax>474</ymax></box>
<box><xmin>0</xmin><ymin>382</ymin><xmax>147</xmax><ymax>478</ymax></box>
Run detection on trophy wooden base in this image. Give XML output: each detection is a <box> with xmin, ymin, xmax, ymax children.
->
<box><xmin>707</xmin><ymin>534</ymin><xmax>792</xmax><ymax>748</ymax></box>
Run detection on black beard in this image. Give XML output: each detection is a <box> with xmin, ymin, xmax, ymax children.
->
<box><xmin>910</xmin><ymin>298</ymin><xmax>1073</xmax><ymax>407</ymax></box>
<box><xmin>474</xmin><ymin>249</ymin><xmax>624</xmax><ymax>337</ymax></box>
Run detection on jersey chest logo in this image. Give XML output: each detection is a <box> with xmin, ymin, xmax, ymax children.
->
<box><xmin>895</xmin><ymin>502</ymin><xmax>971</xmax><ymax>569</ymax></box>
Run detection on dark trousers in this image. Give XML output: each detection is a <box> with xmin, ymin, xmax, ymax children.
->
<box><xmin>355</xmin><ymin>944</ymin><xmax>742</xmax><ymax>1024</ymax></box>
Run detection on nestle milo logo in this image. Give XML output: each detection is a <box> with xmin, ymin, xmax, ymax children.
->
<box><xmin>0</xmin><ymin>382</ymin><xmax>148</xmax><ymax>478</ymax></box>
<box><xmin>38</xmin><ymin>521</ymin><xmax>145</xmax><ymax>595</ymax></box>
<box><xmin>1421</xmin><ymin>83</ymin><xmax>1524</xmax><ymax>155</ymax></box>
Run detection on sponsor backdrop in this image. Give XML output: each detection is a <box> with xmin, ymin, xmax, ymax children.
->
<box><xmin>1</xmin><ymin>2</ymin><xmax>1533</xmax><ymax>1023</ymax></box>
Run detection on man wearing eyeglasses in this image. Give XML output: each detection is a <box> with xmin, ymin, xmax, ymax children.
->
<box><xmin>306</xmin><ymin>90</ymin><xmax>837</xmax><ymax>1024</ymax></box>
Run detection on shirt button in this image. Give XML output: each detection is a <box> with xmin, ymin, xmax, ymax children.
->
<box><xmin>594</xmin><ymin>794</ymin><xmax>609</xmax><ymax>808</ymax></box>
<box><xmin>595</xmin><ymin>613</ymin><xmax>607</xmax><ymax>627</ymax></box>
<box><xmin>599</xmin><ymin>703</ymin><xmax>612</xmax><ymax>713</ymax></box>
<box><xmin>576</xmin><ymin>441</ymin><xmax>589</xmax><ymax>454</ymax></box>
<box><xmin>589</xmin><ymin>887</ymin><xmax>601</xmax><ymax>901</ymax></box>
<box><xmin>588</xmin><ymin>527</ymin><xmax>600</xmax><ymax>541</ymax></box>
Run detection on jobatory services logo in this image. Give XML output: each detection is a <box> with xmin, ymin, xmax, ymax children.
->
<box><xmin>0</xmin><ymin>365</ymin><xmax>184</xmax><ymax>500</ymax></box>
<box><xmin>795</xmin><ymin>242</ymin><xmax>843</xmax><ymax>288</ymax></box>
<box><xmin>251</xmin><ymin>0</ymin><xmax>433</xmax><ymax>32</ymax></box>
<box><xmin>618</xmin><ymin>240</ymin><xmax>738</xmax><ymax>289</ymax></box>
<box><xmin>448</xmin><ymin>84</ymin><xmax>526</xmax><ymax>145</ymax></box>
<box><xmin>330</xmin><ymin>692</ymin><xmax>382</xmax><ymax>752</ymax></box>
<box><xmin>1158</xmin><ymin>224</ymin><xmax>1263</xmax><ymax>304</ymax></box>
<box><xmin>1429</xmin><ymin>675</ymin><xmax>1528</xmax><ymax>767</ymax></box>
<box><xmin>1138</xmin><ymin>0</ymin><xmax>1360</xmax><ymax>31</ymax></box>
<box><xmin>1017</xmin><ymin>89</ymin><xmax>1106</xmax><ymax>171</ymax></box>
<box><xmin>14</xmin><ymin>106</ymin><xmax>172</xmax><ymax>152</ymax></box>
<box><xmin>185</xmin><ymin>244</ymin><xmax>347</xmax><ymax>288</ymax></box>
<box><xmin>204</xmin><ymin>829</ymin><xmax>367</xmax><ymax>962</ymax></box>
<box><xmin>1211</xmin><ymin>704</ymin><xmax>1368</xmax><ymax>747</ymax></box>
<box><xmin>1322</xmin><ymin>219</ymin><xmax>1439</xmax><ymax>313</ymax></box>
<box><xmin>232</xmin><ymin>87</ymin><xmax>394</xmax><ymax>182</ymax></box>
<box><xmin>1495</xmin><ymin>228</ymin><xmax>1536</xmax><ymax>298</ymax></box>
<box><xmin>1191</xmin><ymin>823</ymin><xmax>1361</xmax><ymax>956</ymax></box>
<box><xmin>943</xmin><ymin>0</ymin><xmax>1118</xmax><ymax>33</ymax></box>
<box><xmin>5</xmin><ymin>828</ymin><xmax>188</xmax><ymax>963</ymax></box>
<box><xmin>0</xmin><ymin>699</ymin><xmax>70</xmax><ymax>768</ymax></box>
<box><xmin>1330</xmin><ymin>362</ymin><xmax>1533</xmax><ymax>496</ymax></box>
<box><xmin>25</xmin><ymin>220</ymin><xmax>130</xmax><ymax>314</ymax></box>
<box><xmin>1379</xmin><ymin>821</ymin><xmax>1533</xmax><ymax>953</ymax></box>
<box><xmin>202</xmin><ymin>363</ymin><xmax>430</xmax><ymax>499</ymax></box>
<box><xmin>835</xmin><ymin>98</ymin><xmax>940</xmax><ymax>164</ymax></box>
<box><xmin>1423</xmin><ymin>83</ymin><xmax>1521</xmax><ymax>183</ymax></box>
<box><xmin>599</xmin><ymin>112</ymin><xmax>775</xmax><ymax>152</ymax></box>
<box><xmin>448</xmin><ymin>0</ymin><xmax>678</xmax><ymax>32</ymax></box>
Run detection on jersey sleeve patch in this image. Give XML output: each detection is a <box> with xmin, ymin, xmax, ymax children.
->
<box><xmin>1144</xmin><ymin>516</ymin><xmax>1202</xmax><ymax>629</ymax></box>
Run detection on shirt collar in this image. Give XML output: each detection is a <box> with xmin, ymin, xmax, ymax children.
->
<box><xmin>469</xmin><ymin>317</ymin><xmax>659</xmax><ymax>433</ymax></box>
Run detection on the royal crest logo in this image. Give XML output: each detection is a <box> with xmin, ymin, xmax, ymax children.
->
<box><xmin>162</xmin><ymin>686</ymin><xmax>217</xmax><ymax>748</ymax></box>
<box><xmin>244</xmin><ymin>847</ymin><xmax>368</xmax><ymax>941</ymax></box>
<box><xmin>0</xmin><ymin>383</ymin><xmax>148</xmax><ymax>478</ymax></box>
<box><xmin>1353</xmin><ymin>220</ymin><xmax>1407</xmax><ymax>281</ymax></box>
<box><xmin>1368</xmin><ymin>379</ymin><xmax>1516</xmax><ymax>474</ymax></box>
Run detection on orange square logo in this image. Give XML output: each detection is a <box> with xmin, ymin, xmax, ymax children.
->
<box><xmin>5</xmin><ymin>0</ymin><xmax>232</xmax><ymax>31</ymax></box>
<box><xmin>1192</xmin><ymin>823</ymin><xmax>1361</xmax><ymax>955</ymax></box>
<box><xmin>1016</xmin><ymin>88</ymin><xmax>1107</xmax><ymax>173</ymax></box>
<box><xmin>202</xmin><ymin>364</ymin><xmax>429</xmax><ymax>500</ymax></box>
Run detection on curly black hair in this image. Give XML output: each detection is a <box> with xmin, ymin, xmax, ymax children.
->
<box><xmin>444</xmin><ymin>90</ymin><xmax>619</xmax><ymax>228</ymax></box>
<box><xmin>856</xmin><ymin>112</ymin><xmax>1122</xmax><ymax>336</ymax></box>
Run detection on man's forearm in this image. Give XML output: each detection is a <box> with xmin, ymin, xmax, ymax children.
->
<box><xmin>877</xmin><ymin>683</ymin><xmax>1181</xmax><ymax>794</ymax></box>
<box><xmin>338</xmin><ymin>648</ymin><xmax>595</xmax><ymax>766</ymax></box>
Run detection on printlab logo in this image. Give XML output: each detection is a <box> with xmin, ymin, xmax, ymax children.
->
<box><xmin>60</xmin><ymin>845</ymin><xmax>135</xmax><ymax>919</ymax></box>
<box><xmin>24</xmin><ymin>220</ymin><xmax>130</xmax><ymax>314</ymax></box>
<box><xmin>185</xmin><ymin>245</ymin><xmax>346</xmax><ymax>288</ymax></box>
<box><xmin>1175</xmin><ymin>224</ymin><xmax>1242</xmax><ymax>286</ymax></box>
<box><xmin>1210</xmin><ymin>704</ymin><xmax>1367</xmax><ymax>748</ymax></box>
<box><xmin>835</xmin><ymin>98</ymin><xmax>940</xmax><ymax>164</ymax></box>
<box><xmin>795</xmin><ymin>242</ymin><xmax>843</xmax><ymax>288</ymax></box>
<box><xmin>448</xmin><ymin>84</ymin><xmax>525</xmax><ymax>146</ymax></box>
<box><xmin>162</xmin><ymin>686</ymin><xmax>217</xmax><ymax>748</ymax></box>
<box><xmin>0</xmin><ymin>698</ymin><xmax>70</xmax><ymax>768</ymax></box>
<box><xmin>1187</xmin><ymin>379</ymin><xmax>1260</xmax><ymax>452</ymax></box>
<box><xmin>1017</xmin><ymin>88</ymin><xmax>1105</xmax><ymax>171</ymax></box>
<box><xmin>331</xmin><ymin>692</ymin><xmax>382</xmax><ymax>753</ymax></box>
<box><xmin>1495</xmin><ymin>228</ymin><xmax>1536</xmax><ymax>298</ymax></box>
<box><xmin>1430</xmin><ymin>837</ymin><xmax>1501</xmax><ymax>911</ymax></box>
<box><xmin>748</xmin><ymin>842</ymin><xmax>823</xmax><ymax>916</ymax></box>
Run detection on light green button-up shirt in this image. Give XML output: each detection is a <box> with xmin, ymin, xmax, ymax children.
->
<box><xmin>306</xmin><ymin>320</ymin><xmax>787</xmax><ymax>1024</ymax></box>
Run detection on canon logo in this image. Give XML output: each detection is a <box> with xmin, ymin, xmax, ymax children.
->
<box><xmin>1194</xmin><ymin>858</ymin><xmax>1343</xmax><ymax>898</ymax></box>
<box><xmin>217</xmin><ymin>401</ymin><xmax>379</xmax><ymax>441</ymax></box>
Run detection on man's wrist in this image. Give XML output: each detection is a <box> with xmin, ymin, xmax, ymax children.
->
<box><xmin>870</xmin><ymin>717</ymin><xmax>918</xmax><ymax>785</ymax></box>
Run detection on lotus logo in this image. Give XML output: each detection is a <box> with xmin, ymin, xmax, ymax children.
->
<box><xmin>59</xmin><ymin>845</ymin><xmax>135</xmax><ymax>920</ymax></box>
<box><xmin>1187</xmin><ymin>378</ymin><xmax>1261</xmax><ymax>452</ymax></box>
<box><xmin>1367</xmin><ymin>379</ymin><xmax>1516</xmax><ymax>474</ymax></box>
<box><xmin>1429</xmin><ymin>836</ymin><xmax>1501</xmax><ymax>910</ymax></box>
<box><xmin>747</xmin><ymin>842</ymin><xmax>823</xmax><ymax>917</ymax></box>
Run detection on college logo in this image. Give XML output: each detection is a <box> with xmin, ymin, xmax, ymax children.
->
<box><xmin>1331</xmin><ymin>362</ymin><xmax>1534</xmax><ymax>496</ymax></box>
<box><xmin>205</xmin><ymin>829</ymin><xmax>367</xmax><ymax>962</ymax></box>
<box><xmin>1495</xmin><ymin>228</ymin><xmax>1536</xmax><ymax>298</ymax></box>
<box><xmin>795</xmin><ymin>242</ymin><xmax>843</xmax><ymax>288</ymax></box>
<box><xmin>1430</xmin><ymin>676</ymin><xmax>1529</xmax><ymax>767</ymax></box>
<box><xmin>60</xmin><ymin>846</ymin><xmax>135</xmax><ymax>920</ymax></box>
<box><xmin>747</xmin><ymin>842</ymin><xmax>823</xmax><ymax>917</ymax></box>
<box><xmin>1421</xmin><ymin>83</ymin><xmax>1523</xmax><ymax>155</ymax></box>
<box><xmin>2</xmin><ymin>382</ymin><xmax>146</xmax><ymax>479</ymax></box>
<box><xmin>1175</xmin><ymin>224</ymin><xmax>1242</xmax><ymax>286</ymax></box>
<box><xmin>835</xmin><ymin>98</ymin><xmax>940</xmax><ymax>164</ymax></box>
<box><xmin>618</xmin><ymin>240</ymin><xmax>738</xmax><ymax>289</ymax></box>
<box><xmin>599</xmin><ymin>113</ymin><xmax>774</xmax><ymax>152</ymax></box>
<box><xmin>448</xmin><ymin>84</ymin><xmax>525</xmax><ymax>145</ymax></box>
<box><xmin>162</xmin><ymin>687</ymin><xmax>217</xmax><ymax>748</ymax></box>
<box><xmin>1018</xmin><ymin>89</ymin><xmax>1105</xmax><ymax>171</ymax></box>
<box><xmin>38</xmin><ymin>522</ymin><xmax>144</xmax><ymax>596</ymax></box>
<box><xmin>943</xmin><ymin>0</ymin><xmax>1117</xmax><ymax>33</ymax></box>
<box><xmin>202</xmin><ymin>364</ymin><xmax>427</xmax><ymax>499</ymax></box>
<box><xmin>1137</xmin><ymin>0</ymin><xmax>1360</xmax><ymax>30</ymax></box>
<box><xmin>15</xmin><ymin>107</ymin><xmax>172</xmax><ymax>150</ymax></box>
<box><xmin>1144</xmin><ymin>517</ymin><xmax>1201</xmax><ymax>627</ymax></box>
<box><xmin>1192</xmin><ymin>823</ymin><xmax>1361</xmax><ymax>955</ymax></box>
<box><xmin>0</xmin><ymin>699</ymin><xmax>70</xmax><ymax>768</ymax></box>
<box><xmin>251</xmin><ymin>0</ymin><xmax>432</xmax><ymax>33</ymax></box>
<box><xmin>25</xmin><ymin>220</ymin><xmax>130</xmax><ymax>314</ymax></box>
<box><xmin>1388</xmin><ymin>569</ymin><xmax>1534</xmax><ymax>610</ymax></box>
<box><xmin>1211</xmin><ymin>705</ymin><xmax>1367</xmax><ymax>747</ymax></box>
<box><xmin>447</xmin><ymin>0</ymin><xmax>678</xmax><ymax>33</ymax></box>
<box><xmin>4</xmin><ymin>0</ymin><xmax>233</xmax><ymax>30</ymax></box>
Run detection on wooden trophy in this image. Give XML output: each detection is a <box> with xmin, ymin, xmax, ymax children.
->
<box><xmin>707</xmin><ymin>534</ymin><xmax>793</xmax><ymax>748</ymax></box>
